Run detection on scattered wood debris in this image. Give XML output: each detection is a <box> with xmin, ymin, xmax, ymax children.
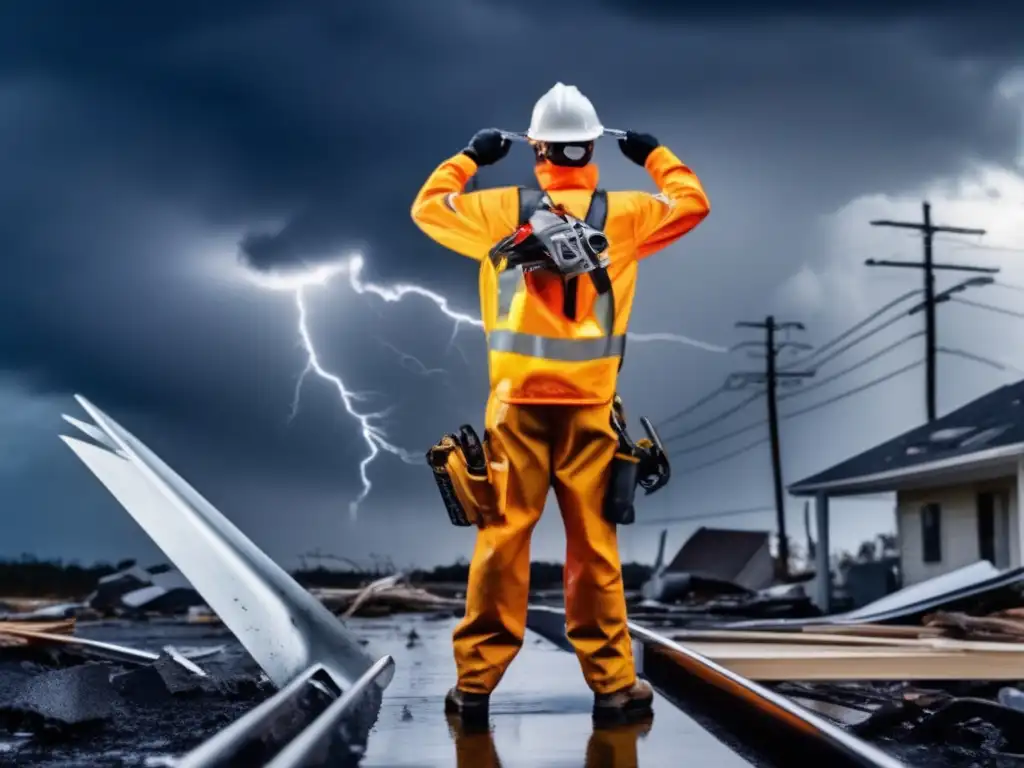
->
<box><xmin>666</xmin><ymin>638</ymin><xmax>1024</xmax><ymax>681</ymax></box>
<box><xmin>312</xmin><ymin>575</ymin><xmax>462</xmax><ymax>617</ymax></box>
<box><xmin>666</xmin><ymin>607</ymin><xmax>1024</xmax><ymax>681</ymax></box>
<box><xmin>186</xmin><ymin>577</ymin><xmax>462</xmax><ymax>625</ymax></box>
<box><xmin>0</xmin><ymin>620</ymin><xmax>74</xmax><ymax>647</ymax></box>
<box><xmin>923</xmin><ymin>610</ymin><xmax>1024</xmax><ymax>642</ymax></box>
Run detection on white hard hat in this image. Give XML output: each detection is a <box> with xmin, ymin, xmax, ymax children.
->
<box><xmin>526</xmin><ymin>83</ymin><xmax>604</xmax><ymax>143</ymax></box>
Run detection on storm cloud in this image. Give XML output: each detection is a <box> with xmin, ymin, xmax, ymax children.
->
<box><xmin>0</xmin><ymin>1</ymin><xmax>1022</xmax><ymax>567</ymax></box>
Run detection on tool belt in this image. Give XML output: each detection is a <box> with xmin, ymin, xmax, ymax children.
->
<box><xmin>603</xmin><ymin>395</ymin><xmax>671</xmax><ymax>526</ymax></box>
<box><xmin>426</xmin><ymin>425</ymin><xmax>503</xmax><ymax>529</ymax></box>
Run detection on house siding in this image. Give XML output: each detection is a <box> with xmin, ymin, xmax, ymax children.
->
<box><xmin>897</xmin><ymin>479</ymin><xmax>1015</xmax><ymax>586</ymax></box>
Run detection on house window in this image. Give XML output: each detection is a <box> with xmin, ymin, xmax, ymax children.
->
<box><xmin>921</xmin><ymin>503</ymin><xmax>942</xmax><ymax>564</ymax></box>
<box><xmin>977</xmin><ymin>492</ymin><xmax>995</xmax><ymax>565</ymax></box>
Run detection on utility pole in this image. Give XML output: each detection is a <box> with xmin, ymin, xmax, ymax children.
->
<box><xmin>733</xmin><ymin>316</ymin><xmax>815</xmax><ymax>579</ymax></box>
<box><xmin>867</xmin><ymin>202</ymin><xmax>991</xmax><ymax>422</ymax></box>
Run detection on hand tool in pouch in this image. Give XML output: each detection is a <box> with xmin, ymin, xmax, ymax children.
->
<box><xmin>603</xmin><ymin>396</ymin><xmax>671</xmax><ymax>525</ymax></box>
<box><xmin>427</xmin><ymin>425</ymin><xmax>502</xmax><ymax>528</ymax></box>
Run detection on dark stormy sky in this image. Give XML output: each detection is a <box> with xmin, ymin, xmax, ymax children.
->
<box><xmin>1</xmin><ymin>1</ymin><xmax>1023</xmax><ymax>570</ymax></box>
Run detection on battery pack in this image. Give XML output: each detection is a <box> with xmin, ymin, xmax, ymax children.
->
<box><xmin>427</xmin><ymin>425</ymin><xmax>501</xmax><ymax>529</ymax></box>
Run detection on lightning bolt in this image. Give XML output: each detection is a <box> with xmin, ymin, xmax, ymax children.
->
<box><xmin>246</xmin><ymin>255</ymin><xmax>482</xmax><ymax>519</ymax></box>
<box><xmin>245</xmin><ymin>253</ymin><xmax>724</xmax><ymax>517</ymax></box>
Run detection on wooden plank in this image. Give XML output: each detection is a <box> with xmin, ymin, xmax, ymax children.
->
<box><xmin>0</xmin><ymin>619</ymin><xmax>75</xmax><ymax>648</ymax></box>
<box><xmin>671</xmin><ymin>628</ymin><xmax>933</xmax><ymax>648</ymax></box>
<box><xmin>800</xmin><ymin>623</ymin><xmax>945</xmax><ymax>638</ymax></box>
<box><xmin>0</xmin><ymin>619</ymin><xmax>75</xmax><ymax>635</ymax></box>
<box><xmin>673</xmin><ymin>641</ymin><xmax>1024</xmax><ymax>681</ymax></box>
<box><xmin>670</xmin><ymin>628</ymin><xmax>1024</xmax><ymax>653</ymax></box>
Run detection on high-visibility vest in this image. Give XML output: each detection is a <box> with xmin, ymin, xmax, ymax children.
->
<box><xmin>481</xmin><ymin>188</ymin><xmax>628</xmax><ymax>405</ymax></box>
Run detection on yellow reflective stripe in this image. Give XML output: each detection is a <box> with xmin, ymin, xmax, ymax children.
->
<box><xmin>497</xmin><ymin>269</ymin><xmax>522</xmax><ymax>321</ymax></box>
<box><xmin>594</xmin><ymin>291</ymin><xmax>614</xmax><ymax>335</ymax></box>
<box><xmin>488</xmin><ymin>331</ymin><xmax>626</xmax><ymax>361</ymax></box>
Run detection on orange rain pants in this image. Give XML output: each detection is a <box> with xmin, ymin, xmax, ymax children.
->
<box><xmin>452</xmin><ymin>392</ymin><xmax>635</xmax><ymax>696</ymax></box>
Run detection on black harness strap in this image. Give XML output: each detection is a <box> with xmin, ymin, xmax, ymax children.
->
<box><xmin>516</xmin><ymin>187</ymin><xmax>610</xmax><ymax>320</ymax></box>
<box><xmin>514</xmin><ymin>187</ymin><xmax>622</xmax><ymax>369</ymax></box>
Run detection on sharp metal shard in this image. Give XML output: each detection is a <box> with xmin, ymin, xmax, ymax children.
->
<box><xmin>60</xmin><ymin>395</ymin><xmax>382</xmax><ymax>694</ymax></box>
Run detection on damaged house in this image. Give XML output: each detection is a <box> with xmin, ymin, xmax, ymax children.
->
<box><xmin>791</xmin><ymin>379</ymin><xmax>1024</xmax><ymax>609</ymax></box>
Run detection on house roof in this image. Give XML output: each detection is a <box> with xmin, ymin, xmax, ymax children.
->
<box><xmin>664</xmin><ymin>526</ymin><xmax>771</xmax><ymax>585</ymax></box>
<box><xmin>789</xmin><ymin>378</ymin><xmax>1024</xmax><ymax>496</ymax></box>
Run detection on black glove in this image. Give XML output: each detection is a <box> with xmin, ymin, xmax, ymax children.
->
<box><xmin>463</xmin><ymin>129</ymin><xmax>511</xmax><ymax>167</ymax></box>
<box><xmin>618</xmin><ymin>131</ymin><xmax>660</xmax><ymax>166</ymax></box>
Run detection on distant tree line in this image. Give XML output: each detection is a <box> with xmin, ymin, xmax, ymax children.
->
<box><xmin>0</xmin><ymin>555</ymin><xmax>126</xmax><ymax>600</ymax></box>
<box><xmin>292</xmin><ymin>560</ymin><xmax>654</xmax><ymax>591</ymax></box>
<box><xmin>0</xmin><ymin>555</ymin><xmax>656</xmax><ymax>598</ymax></box>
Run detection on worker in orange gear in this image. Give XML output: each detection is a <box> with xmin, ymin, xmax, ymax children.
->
<box><xmin>411</xmin><ymin>82</ymin><xmax>710</xmax><ymax>723</ymax></box>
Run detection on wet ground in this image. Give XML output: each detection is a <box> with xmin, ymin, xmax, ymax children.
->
<box><xmin>1</xmin><ymin>615</ymin><xmax>750</xmax><ymax>767</ymax></box>
<box><xmin>358</xmin><ymin>616</ymin><xmax>750</xmax><ymax>767</ymax></box>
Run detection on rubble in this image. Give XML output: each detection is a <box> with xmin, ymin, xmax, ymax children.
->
<box><xmin>312</xmin><ymin>580</ymin><xmax>463</xmax><ymax>617</ymax></box>
<box><xmin>625</xmin><ymin>561</ymin><xmax>1024</xmax><ymax>764</ymax></box>
<box><xmin>1</xmin><ymin>663</ymin><xmax>121</xmax><ymax>733</ymax></box>
<box><xmin>87</xmin><ymin>564</ymin><xmax>203</xmax><ymax>617</ymax></box>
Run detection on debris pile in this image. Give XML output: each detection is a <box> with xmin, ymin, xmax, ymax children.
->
<box><xmin>312</xmin><ymin>573</ymin><xmax>463</xmax><ymax>618</ymax></box>
<box><xmin>634</xmin><ymin>528</ymin><xmax>821</xmax><ymax>621</ymax></box>
<box><xmin>643</xmin><ymin>561</ymin><xmax>1024</xmax><ymax>766</ymax></box>
<box><xmin>924</xmin><ymin>608</ymin><xmax>1024</xmax><ymax>641</ymax></box>
<box><xmin>88</xmin><ymin>564</ymin><xmax>203</xmax><ymax>617</ymax></box>
<box><xmin>663</xmin><ymin>625</ymin><xmax>1024</xmax><ymax>681</ymax></box>
<box><xmin>0</xmin><ymin>648</ymin><xmax>267</xmax><ymax>761</ymax></box>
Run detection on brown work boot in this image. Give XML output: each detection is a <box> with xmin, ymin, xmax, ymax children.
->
<box><xmin>593</xmin><ymin>679</ymin><xmax>654</xmax><ymax>724</ymax></box>
<box><xmin>445</xmin><ymin>686</ymin><xmax>490</xmax><ymax>723</ymax></box>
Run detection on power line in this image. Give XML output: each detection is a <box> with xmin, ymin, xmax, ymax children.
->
<box><xmin>790</xmin><ymin>312</ymin><xmax>911</xmax><ymax>373</ymax></box>
<box><xmin>994</xmin><ymin>281</ymin><xmax>1024</xmax><ymax>294</ymax></box>
<box><xmin>778</xmin><ymin>332</ymin><xmax>923</xmax><ymax>402</ymax></box>
<box><xmin>938</xmin><ymin>347</ymin><xmax>1024</xmax><ymax>376</ymax></box>
<box><xmin>664</xmin><ymin>389</ymin><xmax>763</xmax><ymax>444</ymax></box>
<box><xmin>951</xmin><ymin>296</ymin><xmax>1024</xmax><ymax>320</ymax></box>
<box><xmin>934</xmin><ymin>235</ymin><xmax>1024</xmax><ymax>254</ymax></box>
<box><xmin>659</xmin><ymin>289</ymin><xmax>930</xmax><ymax>435</ymax></box>
<box><xmin>781</xmin><ymin>360</ymin><xmax>923</xmax><ymax>420</ymax></box>
<box><xmin>670</xmin><ymin>412</ymin><xmax>765</xmax><ymax>456</ymax></box>
<box><xmin>672</xmin><ymin>433</ymin><xmax>770</xmax><ymax>478</ymax></box>
<box><xmin>865</xmin><ymin>201</ymin><xmax>991</xmax><ymax>422</ymax></box>
<box><xmin>636</xmin><ymin>505</ymin><xmax>777</xmax><ymax>527</ymax></box>
<box><xmin>780</xmin><ymin>289</ymin><xmax>921</xmax><ymax>371</ymax></box>
<box><xmin>669</xmin><ymin>333</ymin><xmax>923</xmax><ymax>455</ymax></box>
<box><xmin>671</xmin><ymin>361</ymin><xmax>923</xmax><ymax>476</ymax></box>
<box><xmin>657</xmin><ymin>384</ymin><xmax>729</xmax><ymax>430</ymax></box>
<box><xmin>657</xmin><ymin>267</ymin><xmax>996</xmax><ymax>438</ymax></box>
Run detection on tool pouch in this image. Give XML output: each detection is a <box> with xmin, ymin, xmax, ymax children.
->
<box><xmin>603</xmin><ymin>451</ymin><xmax>640</xmax><ymax>525</ymax></box>
<box><xmin>602</xmin><ymin>395</ymin><xmax>670</xmax><ymax>526</ymax></box>
<box><xmin>426</xmin><ymin>425</ymin><xmax>502</xmax><ymax>529</ymax></box>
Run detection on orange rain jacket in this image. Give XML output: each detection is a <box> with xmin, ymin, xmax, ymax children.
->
<box><xmin>411</xmin><ymin>147</ymin><xmax>709</xmax><ymax>406</ymax></box>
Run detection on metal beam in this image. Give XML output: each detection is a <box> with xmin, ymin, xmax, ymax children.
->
<box><xmin>60</xmin><ymin>396</ymin><xmax>381</xmax><ymax>693</ymax></box>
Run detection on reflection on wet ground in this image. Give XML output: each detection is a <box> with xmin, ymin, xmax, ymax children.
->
<box><xmin>358</xmin><ymin>615</ymin><xmax>752</xmax><ymax>768</ymax></box>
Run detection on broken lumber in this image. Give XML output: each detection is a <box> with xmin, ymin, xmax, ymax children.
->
<box><xmin>670</xmin><ymin>628</ymin><xmax>1024</xmax><ymax>653</ymax></box>
<box><xmin>312</xmin><ymin>584</ymin><xmax>462</xmax><ymax>615</ymax></box>
<box><xmin>670</xmin><ymin>640</ymin><xmax>1024</xmax><ymax>681</ymax></box>
<box><xmin>924</xmin><ymin>611</ymin><xmax>1024</xmax><ymax>639</ymax></box>
<box><xmin>0</xmin><ymin>619</ymin><xmax>75</xmax><ymax>646</ymax></box>
<box><xmin>798</xmin><ymin>623</ymin><xmax>945</xmax><ymax>639</ymax></box>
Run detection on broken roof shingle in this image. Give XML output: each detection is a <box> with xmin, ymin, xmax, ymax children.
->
<box><xmin>790</xmin><ymin>378</ymin><xmax>1024</xmax><ymax>494</ymax></box>
<box><xmin>664</xmin><ymin>527</ymin><xmax>773</xmax><ymax>590</ymax></box>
